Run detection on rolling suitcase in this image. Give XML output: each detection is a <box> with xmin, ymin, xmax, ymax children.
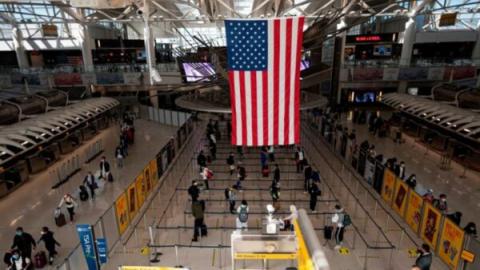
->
<box><xmin>55</xmin><ymin>212</ymin><xmax>67</xmax><ymax>227</ymax></box>
<box><xmin>324</xmin><ymin>225</ymin><xmax>333</xmax><ymax>240</ymax></box>
<box><xmin>262</xmin><ymin>166</ymin><xmax>269</xmax><ymax>177</ymax></box>
<box><xmin>34</xmin><ymin>251</ymin><xmax>47</xmax><ymax>268</ymax></box>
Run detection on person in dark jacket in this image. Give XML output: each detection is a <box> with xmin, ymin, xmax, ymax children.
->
<box><xmin>308</xmin><ymin>182</ymin><xmax>320</xmax><ymax>212</ymax></box>
<box><xmin>197</xmin><ymin>151</ymin><xmax>207</xmax><ymax>169</ymax></box>
<box><xmin>38</xmin><ymin>227</ymin><xmax>60</xmax><ymax>264</ymax></box>
<box><xmin>304</xmin><ymin>162</ymin><xmax>312</xmax><ymax>192</ymax></box>
<box><xmin>273</xmin><ymin>164</ymin><xmax>280</xmax><ymax>184</ymax></box>
<box><xmin>188</xmin><ymin>181</ymin><xmax>200</xmax><ymax>202</ymax></box>
<box><xmin>226</xmin><ymin>153</ymin><xmax>235</xmax><ymax>175</ymax></box>
<box><xmin>464</xmin><ymin>222</ymin><xmax>477</xmax><ymax>238</ymax></box>
<box><xmin>236</xmin><ymin>165</ymin><xmax>246</xmax><ymax>190</ymax></box>
<box><xmin>99</xmin><ymin>156</ymin><xmax>110</xmax><ymax>178</ymax></box>
<box><xmin>191</xmin><ymin>200</ymin><xmax>206</xmax><ymax>242</ymax></box>
<box><xmin>414</xmin><ymin>244</ymin><xmax>432</xmax><ymax>270</ymax></box>
<box><xmin>83</xmin><ymin>172</ymin><xmax>97</xmax><ymax>200</ymax></box>
<box><xmin>11</xmin><ymin>227</ymin><xmax>36</xmax><ymax>259</ymax></box>
<box><xmin>3</xmin><ymin>249</ymin><xmax>13</xmax><ymax>268</ymax></box>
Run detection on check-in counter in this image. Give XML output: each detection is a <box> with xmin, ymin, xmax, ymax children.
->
<box><xmin>26</xmin><ymin>145</ymin><xmax>59</xmax><ymax>173</ymax></box>
<box><xmin>81</xmin><ymin>125</ymin><xmax>97</xmax><ymax>141</ymax></box>
<box><xmin>0</xmin><ymin>160</ymin><xmax>30</xmax><ymax>197</ymax></box>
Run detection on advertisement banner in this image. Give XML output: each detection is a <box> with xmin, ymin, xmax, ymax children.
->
<box><xmin>115</xmin><ymin>192</ymin><xmax>130</xmax><ymax>235</ymax></box>
<box><xmin>363</xmin><ymin>156</ymin><xmax>375</xmax><ymax>185</ymax></box>
<box><xmin>96</xmin><ymin>238</ymin><xmax>107</xmax><ymax>264</ymax></box>
<box><xmin>405</xmin><ymin>191</ymin><xmax>424</xmax><ymax>233</ymax></box>
<box><xmin>135</xmin><ymin>173</ymin><xmax>146</xmax><ymax>209</ymax></box>
<box><xmin>420</xmin><ymin>203</ymin><xmax>442</xmax><ymax>250</ymax></box>
<box><xmin>392</xmin><ymin>178</ymin><xmax>409</xmax><ymax>217</ymax></box>
<box><xmin>127</xmin><ymin>182</ymin><xmax>137</xmax><ymax>221</ymax></box>
<box><xmin>53</xmin><ymin>73</ymin><xmax>82</xmax><ymax>85</ymax></box>
<box><xmin>373</xmin><ymin>162</ymin><xmax>385</xmax><ymax>194</ymax></box>
<box><xmin>76</xmin><ymin>224</ymin><xmax>99</xmax><ymax>270</ymax></box>
<box><xmin>156</xmin><ymin>152</ymin><xmax>164</xmax><ymax>179</ymax></box>
<box><xmin>383</xmin><ymin>68</ymin><xmax>399</xmax><ymax>81</ymax></box>
<box><xmin>357</xmin><ymin>150</ymin><xmax>367</xmax><ymax>176</ymax></box>
<box><xmin>149</xmin><ymin>159</ymin><xmax>158</xmax><ymax>186</ymax></box>
<box><xmin>381</xmin><ymin>170</ymin><xmax>396</xmax><ymax>204</ymax></box>
<box><xmin>143</xmin><ymin>165</ymin><xmax>152</xmax><ymax>195</ymax></box>
<box><xmin>438</xmin><ymin>218</ymin><xmax>465</xmax><ymax>269</ymax></box>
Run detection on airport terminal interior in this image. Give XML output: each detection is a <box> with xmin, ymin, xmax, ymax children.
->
<box><xmin>2</xmin><ymin>0</ymin><xmax>480</xmax><ymax>269</ymax></box>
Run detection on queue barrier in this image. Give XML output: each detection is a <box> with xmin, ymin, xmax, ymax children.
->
<box><xmin>305</xmin><ymin>110</ymin><xmax>476</xmax><ymax>270</ymax></box>
<box><xmin>55</xmin><ymin>115</ymin><xmax>196</xmax><ymax>270</ymax></box>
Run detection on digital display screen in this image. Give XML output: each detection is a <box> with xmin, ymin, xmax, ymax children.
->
<box><xmin>182</xmin><ymin>62</ymin><xmax>216</xmax><ymax>82</ymax></box>
<box><xmin>373</xmin><ymin>45</ymin><xmax>392</xmax><ymax>56</ymax></box>
<box><xmin>355</xmin><ymin>92</ymin><xmax>376</xmax><ymax>103</ymax></box>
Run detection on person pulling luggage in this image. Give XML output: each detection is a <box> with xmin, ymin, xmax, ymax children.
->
<box><xmin>58</xmin><ymin>194</ymin><xmax>77</xmax><ymax>223</ymax></box>
<box><xmin>37</xmin><ymin>227</ymin><xmax>60</xmax><ymax>265</ymax></box>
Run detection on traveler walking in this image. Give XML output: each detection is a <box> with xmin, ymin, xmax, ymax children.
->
<box><xmin>260</xmin><ymin>148</ymin><xmax>268</xmax><ymax>169</ymax></box>
<box><xmin>188</xmin><ymin>181</ymin><xmax>200</xmax><ymax>201</ymax></box>
<box><xmin>414</xmin><ymin>244</ymin><xmax>433</xmax><ymax>270</ymax></box>
<box><xmin>191</xmin><ymin>200</ymin><xmax>206</xmax><ymax>242</ymax></box>
<box><xmin>83</xmin><ymin>172</ymin><xmax>97</xmax><ymax>200</ymax></box>
<box><xmin>99</xmin><ymin>156</ymin><xmax>110</xmax><ymax>178</ymax></box>
<box><xmin>304</xmin><ymin>162</ymin><xmax>312</xmax><ymax>192</ymax></box>
<box><xmin>332</xmin><ymin>205</ymin><xmax>346</xmax><ymax>250</ymax></box>
<box><xmin>226</xmin><ymin>152</ymin><xmax>235</xmax><ymax>175</ymax></box>
<box><xmin>197</xmin><ymin>150</ymin><xmax>207</xmax><ymax>169</ymax></box>
<box><xmin>209</xmin><ymin>143</ymin><xmax>217</xmax><ymax>161</ymax></box>
<box><xmin>236</xmin><ymin>200</ymin><xmax>249</xmax><ymax>231</ymax></box>
<box><xmin>273</xmin><ymin>164</ymin><xmax>280</xmax><ymax>184</ymax></box>
<box><xmin>236</xmin><ymin>165</ymin><xmax>246</xmax><ymax>190</ymax></box>
<box><xmin>37</xmin><ymin>227</ymin><xmax>60</xmax><ymax>265</ymax></box>
<box><xmin>268</xmin><ymin>146</ymin><xmax>275</xmax><ymax>162</ymax></box>
<box><xmin>201</xmin><ymin>166</ymin><xmax>213</xmax><ymax>190</ymax></box>
<box><xmin>295</xmin><ymin>147</ymin><xmax>305</xmax><ymax>173</ymax></box>
<box><xmin>270</xmin><ymin>183</ymin><xmax>280</xmax><ymax>211</ymax></box>
<box><xmin>308</xmin><ymin>182</ymin><xmax>321</xmax><ymax>212</ymax></box>
<box><xmin>58</xmin><ymin>194</ymin><xmax>77</xmax><ymax>223</ymax></box>
<box><xmin>11</xmin><ymin>228</ymin><xmax>36</xmax><ymax>259</ymax></box>
<box><xmin>115</xmin><ymin>146</ymin><xmax>124</xmax><ymax>168</ymax></box>
<box><xmin>8</xmin><ymin>249</ymin><xmax>31</xmax><ymax>270</ymax></box>
<box><xmin>227</xmin><ymin>187</ymin><xmax>236</xmax><ymax>214</ymax></box>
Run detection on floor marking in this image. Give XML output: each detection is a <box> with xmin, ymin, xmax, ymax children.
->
<box><xmin>9</xmin><ymin>215</ymin><xmax>24</xmax><ymax>227</ymax></box>
<box><xmin>30</xmin><ymin>201</ymin><xmax>41</xmax><ymax>210</ymax></box>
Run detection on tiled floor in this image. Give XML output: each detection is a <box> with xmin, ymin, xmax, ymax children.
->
<box><xmin>105</xmin><ymin>119</ymin><xmax>447</xmax><ymax>270</ymax></box>
<box><xmin>0</xmin><ymin>119</ymin><xmax>177</xmax><ymax>268</ymax></box>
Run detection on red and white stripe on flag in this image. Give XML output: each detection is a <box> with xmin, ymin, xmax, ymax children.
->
<box><xmin>227</xmin><ymin>16</ymin><xmax>304</xmax><ymax>146</ymax></box>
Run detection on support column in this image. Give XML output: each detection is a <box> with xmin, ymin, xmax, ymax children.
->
<box><xmin>399</xmin><ymin>18</ymin><xmax>416</xmax><ymax>67</ymax></box>
<box><xmin>143</xmin><ymin>0</ymin><xmax>159</xmax><ymax>107</ymax></box>
<box><xmin>12</xmin><ymin>25</ymin><xmax>29</xmax><ymax>70</ymax></box>
<box><xmin>76</xmin><ymin>9</ymin><xmax>94</xmax><ymax>72</ymax></box>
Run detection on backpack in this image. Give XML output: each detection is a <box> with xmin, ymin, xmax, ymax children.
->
<box><xmin>343</xmin><ymin>214</ymin><xmax>352</xmax><ymax>226</ymax></box>
<box><xmin>79</xmin><ymin>187</ymin><xmax>89</xmax><ymax>201</ymax></box>
<box><xmin>238</xmin><ymin>206</ymin><xmax>248</xmax><ymax>223</ymax></box>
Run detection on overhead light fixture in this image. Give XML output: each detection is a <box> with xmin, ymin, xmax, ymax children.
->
<box><xmin>21</xmin><ymin>141</ymin><xmax>29</xmax><ymax>146</ymax></box>
<box><xmin>464</xmin><ymin>128</ymin><xmax>471</xmax><ymax>133</ymax></box>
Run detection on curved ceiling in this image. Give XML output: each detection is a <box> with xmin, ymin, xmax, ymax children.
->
<box><xmin>382</xmin><ymin>93</ymin><xmax>480</xmax><ymax>142</ymax></box>
<box><xmin>0</xmin><ymin>97</ymin><xmax>119</xmax><ymax>166</ymax></box>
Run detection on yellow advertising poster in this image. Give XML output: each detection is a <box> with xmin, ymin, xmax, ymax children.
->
<box><xmin>405</xmin><ymin>191</ymin><xmax>424</xmax><ymax>233</ymax></box>
<box><xmin>127</xmin><ymin>182</ymin><xmax>137</xmax><ymax>220</ymax></box>
<box><xmin>420</xmin><ymin>203</ymin><xmax>442</xmax><ymax>250</ymax></box>
<box><xmin>149</xmin><ymin>159</ymin><xmax>158</xmax><ymax>186</ymax></box>
<box><xmin>381</xmin><ymin>170</ymin><xmax>396</xmax><ymax>204</ymax></box>
<box><xmin>135</xmin><ymin>173</ymin><xmax>145</xmax><ymax>209</ymax></box>
<box><xmin>438</xmin><ymin>218</ymin><xmax>465</xmax><ymax>269</ymax></box>
<box><xmin>115</xmin><ymin>192</ymin><xmax>129</xmax><ymax>235</ymax></box>
<box><xmin>392</xmin><ymin>179</ymin><xmax>409</xmax><ymax>217</ymax></box>
<box><xmin>143</xmin><ymin>165</ymin><xmax>152</xmax><ymax>195</ymax></box>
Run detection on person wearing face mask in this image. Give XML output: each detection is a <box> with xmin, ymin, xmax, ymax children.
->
<box><xmin>10</xmin><ymin>228</ymin><xmax>36</xmax><ymax>259</ymax></box>
<box><xmin>8</xmin><ymin>250</ymin><xmax>31</xmax><ymax>270</ymax></box>
<box><xmin>37</xmin><ymin>227</ymin><xmax>60</xmax><ymax>265</ymax></box>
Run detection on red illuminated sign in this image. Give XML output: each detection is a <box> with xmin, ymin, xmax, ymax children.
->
<box><xmin>355</xmin><ymin>35</ymin><xmax>382</xmax><ymax>42</ymax></box>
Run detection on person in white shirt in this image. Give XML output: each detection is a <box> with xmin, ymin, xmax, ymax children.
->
<box><xmin>58</xmin><ymin>194</ymin><xmax>78</xmax><ymax>222</ymax></box>
<box><xmin>236</xmin><ymin>200</ymin><xmax>249</xmax><ymax>231</ymax></box>
<box><xmin>283</xmin><ymin>205</ymin><xmax>298</xmax><ymax>231</ymax></box>
<box><xmin>201</xmin><ymin>167</ymin><xmax>212</xmax><ymax>190</ymax></box>
<box><xmin>332</xmin><ymin>205</ymin><xmax>345</xmax><ymax>250</ymax></box>
<box><xmin>9</xmin><ymin>249</ymin><xmax>31</xmax><ymax>270</ymax></box>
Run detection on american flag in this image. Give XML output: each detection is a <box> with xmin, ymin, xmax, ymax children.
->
<box><xmin>225</xmin><ymin>17</ymin><xmax>304</xmax><ymax>146</ymax></box>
